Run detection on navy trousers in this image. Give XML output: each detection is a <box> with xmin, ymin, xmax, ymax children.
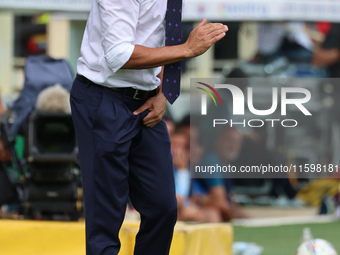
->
<box><xmin>70</xmin><ymin>78</ymin><xmax>177</xmax><ymax>255</ymax></box>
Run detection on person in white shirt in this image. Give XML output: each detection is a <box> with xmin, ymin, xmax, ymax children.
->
<box><xmin>70</xmin><ymin>0</ymin><xmax>228</xmax><ymax>254</ymax></box>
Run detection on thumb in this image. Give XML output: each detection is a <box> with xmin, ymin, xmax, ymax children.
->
<box><xmin>133</xmin><ymin>104</ymin><xmax>149</xmax><ymax>116</ymax></box>
<box><xmin>197</xmin><ymin>18</ymin><xmax>207</xmax><ymax>27</ymax></box>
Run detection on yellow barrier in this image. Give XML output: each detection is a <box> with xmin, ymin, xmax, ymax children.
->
<box><xmin>0</xmin><ymin>220</ymin><xmax>232</xmax><ymax>255</ymax></box>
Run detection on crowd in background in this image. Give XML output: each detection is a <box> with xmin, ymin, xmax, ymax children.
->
<box><xmin>162</xmin><ymin>20</ymin><xmax>340</xmax><ymax>222</ymax></box>
<box><xmin>2</xmin><ymin>20</ymin><xmax>340</xmax><ymax>221</ymax></box>
<box><xmin>159</xmin><ymin>113</ymin><xmax>306</xmax><ymax>222</ymax></box>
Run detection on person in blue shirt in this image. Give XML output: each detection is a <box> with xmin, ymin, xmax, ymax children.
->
<box><xmin>193</xmin><ymin>127</ymin><xmax>247</xmax><ymax>221</ymax></box>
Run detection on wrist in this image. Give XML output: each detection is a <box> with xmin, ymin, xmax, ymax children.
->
<box><xmin>155</xmin><ymin>90</ymin><xmax>167</xmax><ymax>106</ymax></box>
<box><xmin>179</xmin><ymin>43</ymin><xmax>194</xmax><ymax>59</ymax></box>
<box><xmin>156</xmin><ymin>88</ymin><xmax>166</xmax><ymax>99</ymax></box>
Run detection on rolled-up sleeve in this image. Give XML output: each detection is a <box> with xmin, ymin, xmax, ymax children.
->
<box><xmin>97</xmin><ymin>0</ymin><xmax>139</xmax><ymax>72</ymax></box>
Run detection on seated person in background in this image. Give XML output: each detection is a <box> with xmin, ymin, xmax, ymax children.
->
<box><xmin>177</xmin><ymin>114</ymin><xmax>246</xmax><ymax>221</ymax></box>
<box><xmin>171</xmin><ymin>129</ymin><xmax>222</xmax><ymax>222</ymax></box>
<box><xmin>35</xmin><ymin>84</ymin><xmax>71</xmax><ymax>113</ymax></box>
<box><xmin>195</xmin><ymin>127</ymin><xmax>247</xmax><ymax>221</ymax></box>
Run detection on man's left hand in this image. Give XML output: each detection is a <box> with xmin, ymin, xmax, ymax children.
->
<box><xmin>133</xmin><ymin>92</ymin><xmax>167</xmax><ymax>127</ymax></box>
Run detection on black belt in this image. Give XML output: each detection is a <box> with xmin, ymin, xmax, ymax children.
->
<box><xmin>76</xmin><ymin>74</ymin><xmax>157</xmax><ymax>100</ymax></box>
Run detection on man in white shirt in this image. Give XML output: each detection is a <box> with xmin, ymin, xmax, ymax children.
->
<box><xmin>70</xmin><ymin>0</ymin><xmax>228</xmax><ymax>254</ymax></box>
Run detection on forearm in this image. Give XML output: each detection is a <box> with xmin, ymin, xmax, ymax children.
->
<box><xmin>122</xmin><ymin>44</ymin><xmax>190</xmax><ymax>69</ymax></box>
<box><xmin>122</xmin><ymin>19</ymin><xmax>228</xmax><ymax>70</ymax></box>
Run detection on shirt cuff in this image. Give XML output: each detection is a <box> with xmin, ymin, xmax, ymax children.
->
<box><xmin>105</xmin><ymin>42</ymin><xmax>135</xmax><ymax>72</ymax></box>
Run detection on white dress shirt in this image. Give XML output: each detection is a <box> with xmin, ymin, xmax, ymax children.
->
<box><xmin>77</xmin><ymin>0</ymin><xmax>167</xmax><ymax>91</ymax></box>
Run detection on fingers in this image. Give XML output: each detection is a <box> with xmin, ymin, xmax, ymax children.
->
<box><xmin>203</xmin><ymin>23</ymin><xmax>228</xmax><ymax>36</ymax></box>
<box><xmin>202</xmin><ymin>24</ymin><xmax>228</xmax><ymax>43</ymax></box>
<box><xmin>133</xmin><ymin>103</ymin><xmax>158</xmax><ymax>127</ymax></box>
<box><xmin>197</xmin><ymin>18</ymin><xmax>207</xmax><ymax>28</ymax></box>
<box><xmin>134</xmin><ymin>108</ymin><xmax>160</xmax><ymax>127</ymax></box>
<box><xmin>185</xmin><ymin>20</ymin><xmax>229</xmax><ymax>57</ymax></box>
<box><xmin>193</xmin><ymin>20</ymin><xmax>227</xmax><ymax>41</ymax></box>
<box><xmin>193</xmin><ymin>22</ymin><xmax>228</xmax><ymax>47</ymax></box>
<box><xmin>132</xmin><ymin>92</ymin><xmax>166</xmax><ymax>128</ymax></box>
<box><xmin>210</xmin><ymin>31</ymin><xmax>227</xmax><ymax>44</ymax></box>
<box><xmin>133</xmin><ymin>104</ymin><xmax>149</xmax><ymax>116</ymax></box>
<box><xmin>142</xmin><ymin>111</ymin><xmax>162</xmax><ymax>127</ymax></box>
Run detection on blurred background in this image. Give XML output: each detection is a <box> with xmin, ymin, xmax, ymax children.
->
<box><xmin>1</xmin><ymin>0</ymin><xmax>340</xmax><ymax>254</ymax></box>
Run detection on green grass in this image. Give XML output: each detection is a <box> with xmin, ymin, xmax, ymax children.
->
<box><xmin>233</xmin><ymin>221</ymin><xmax>340</xmax><ymax>255</ymax></box>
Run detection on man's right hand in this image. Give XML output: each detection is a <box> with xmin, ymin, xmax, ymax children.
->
<box><xmin>184</xmin><ymin>18</ymin><xmax>228</xmax><ymax>58</ymax></box>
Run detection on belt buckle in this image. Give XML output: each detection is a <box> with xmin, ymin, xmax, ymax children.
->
<box><xmin>133</xmin><ymin>89</ymin><xmax>143</xmax><ymax>100</ymax></box>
